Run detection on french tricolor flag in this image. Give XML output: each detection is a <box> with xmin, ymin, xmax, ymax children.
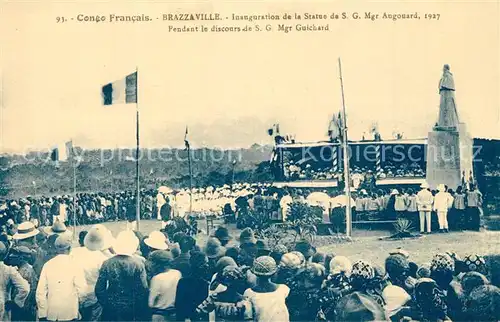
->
<box><xmin>101</xmin><ymin>71</ymin><xmax>137</xmax><ymax>106</ymax></box>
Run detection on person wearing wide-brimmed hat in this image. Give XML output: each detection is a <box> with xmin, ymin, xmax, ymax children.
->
<box><xmin>4</xmin><ymin>244</ymin><xmax>36</xmax><ymax>321</ymax></box>
<box><xmin>74</xmin><ymin>224</ymin><xmax>112</xmax><ymax>321</ymax></box>
<box><xmin>144</xmin><ymin>231</ymin><xmax>169</xmax><ymax>252</ymax></box>
<box><xmin>205</xmin><ymin>237</ymin><xmax>226</xmax><ymax>275</ymax></box>
<box><xmin>12</xmin><ymin>221</ymin><xmax>39</xmax><ymax>247</ymax></box>
<box><xmin>212</xmin><ymin>226</ymin><xmax>232</xmax><ymax>247</ymax></box>
<box><xmin>0</xmin><ymin>241</ymin><xmax>30</xmax><ymax>322</ymax></box>
<box><xmin>43</xmin><ymin>218</ymin><xmax>72</xmax><ymax>237</ymax></box>
<box><xmin>95</xmin><ymin>230</ymin><xmax>149</xmax><ymax>321</ymax></box>
<box><xmin>417</xmin><ymin>181</ymin><xmax>434</xmax><ymax>234</ymax></box>
<box><xmin>36</xmin><ymin>234</ymin><xmax>87</xmax><ymax>322</ymax></box>
<box><xmin>243</xmin><ymin>256</ymin><xmax>290</xmax><ymax>321</ymax></box>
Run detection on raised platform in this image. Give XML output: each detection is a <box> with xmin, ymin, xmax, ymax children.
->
<box><xmin>376</xmin><ymin>177</ymin><xmax>426</xmax><ymax>186</ymax></box>
<box><xmin>272</xmin><ymin>180</ymin><xmax>338</xmax><ymax>188</ymax></box>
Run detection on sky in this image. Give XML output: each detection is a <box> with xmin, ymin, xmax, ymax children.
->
<box><xmin>1</xmin><ymin>1</ymin><xmax>499</xmax><ymax>154</ymax></box>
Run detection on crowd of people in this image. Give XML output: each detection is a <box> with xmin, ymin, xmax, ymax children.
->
<box><xmin>0</xmin><ymin>219</ymin><xmax>498</xmax><ymax>322</ymax></box>
<box><xmin>351</xmin><ymin>182</ymin><xmax>483</xmax><ymax>233</ymax></box>
<box><xmin>282</xmin><ymin>162</ymin><xmax>426</xmax><ymax>183</ymax></box>
<box><xmin>0</xmin><ymin>179</ymin><xmax>484</xmax><ymax>237</ymax></box>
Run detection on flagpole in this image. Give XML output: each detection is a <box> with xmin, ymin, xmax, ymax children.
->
<box><xmin>338</xmin><ymin>58</ymin><xmax>352</xmax><ymax>237</ymax></box>
<box><xmin>71</xmin><ymin>140</ymin><xmax>77</xmax><ymax>242</ymax></box>
<box><xmin>135</xmin><ymin>67</ymin><xmax>141</xmax><ymax>231</ymax></box>
<box><xmin>188</xmin><ymin>143</ymin><xmax>193</xmax><ymax>217</ymax></box>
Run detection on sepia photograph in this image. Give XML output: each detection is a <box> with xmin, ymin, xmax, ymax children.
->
<box><xmin>0</xmin><ymin>1</ymin><xmax>499</xmax><ymax>321</ymax></box>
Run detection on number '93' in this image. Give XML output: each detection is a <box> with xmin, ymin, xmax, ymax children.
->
<box><xmin>56</xmin><ymin>17</ymin><xmax>67</xmax><ymax>23</ymax></box>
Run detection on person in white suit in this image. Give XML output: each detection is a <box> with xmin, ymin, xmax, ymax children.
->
<box><xmin>416</xmin><ymin>182</ymin><xmax>434</xmax><ymax>234</ymax></box>
<box><xmin>433</xmin><ymin>184</ymin><xmax>454</xmax><ymax>233</ymax></box>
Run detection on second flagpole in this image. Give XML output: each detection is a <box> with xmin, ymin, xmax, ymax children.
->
<box><xmin>135</xmin><ymin>67</ymin><xmax>141</xmax><ymax>231</ymax></box>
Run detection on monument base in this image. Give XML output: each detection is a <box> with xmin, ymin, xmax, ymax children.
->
<box><xmin>426</xmin><ymin>130</ymin><xmax>461</xmax><ymax>190</ymax></box>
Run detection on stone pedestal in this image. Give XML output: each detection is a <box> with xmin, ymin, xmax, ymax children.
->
<box><xmin>426</xmin><ymin>130</ymin><xmax>461</xmax><ymax>190</ymax></box>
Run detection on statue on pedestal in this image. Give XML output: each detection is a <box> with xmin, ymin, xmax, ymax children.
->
<box><xmin>435</xmin><ymin>64</ymin><xmax>460</xmax><ymax>131</ymax></box>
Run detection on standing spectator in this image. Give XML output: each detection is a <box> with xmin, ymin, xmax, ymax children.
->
<box><xmin>126</xmin><ymin>197</ymin><xmax>138</xmax><ymax>231</ymax></box>
<box><xmin>50</xmin><ymin>198</ymin><xmax>60</xmax><ymax>225</ymax></box>
<box><xmin>279</xmin><ymin>191</ymin><xmax>293</xmax><ymax>222</ymax></box>
<box><xmin>0</xmin><ymin>241</ymin><xmax>30</xmax><ymax>322</ymax></box>
<box><xmin>36</xmin><ymin>234</ymin><xmax>86</xmax><ymax>322</ymax></box>
<box><xmin>433</xmin><ymin>184</ymin><xmax>453</xmax><ymax>233</ymax></box>
<box><xmin>394</xmin><ymin>190</ymin><xmax>408</xmax><ymax>219</ymax></box>
<box><xmin>416</xmin><ymin>182</ymin><xmax>434</xmax><ymax>234</ymax></box>
<box><xmin>148</xmin><ymin>250</ymin><xmax>181</xmax><ymax>321</ymax></box>
<box><xmin>212</xmin><ymin>226</ymin><xmax>232</xmax><ymax>247</ymax></box>
<box><xmin>452</xmin><ymin>186</ymin><xmax>466</xmax><ymax>231</ymax></box>
<box><xmin>29</xmin><ymin>200</ymin><xmax>40</xmax><ymax>228</ymax></box>
<box><xmin>8</xmin><ymin>245</ymin><xmax>38</xmax><ymax>321</ymax></box>
<box><xmin>172</xmin><ymin>235</ymin><xmax>195</xmax><ymax>277</ymax></box>
<box><xmin>196</xmin><ymin>265</ymin><xmax>253</xmax><ymax>321</ymax></box>
<box><xmin>73</xmin><ymin>225</ymin><xmax>111</xmax><ymax>321</ymax></box>
<box><xmin>466</xmin><ymin>185</ymin><xmax>482</xmax><ymax>231</ymax></box>
<box><xmin>95</xmin><ymin>230</ymin><xmax>148</xmax><ymax>321</ymax></box>
<box><xmin>160</xmin><ymin>198</ymin><xmax>172</xmax><ymax>230</ymax></box>
<box><xmin>244</xmin><ymin>256</ymin><xmax>290</xmax><ymax>322</ymax></box>
<box><xmin>406</xmin><ymin>188</ymin><xmax>418</xmax><ymax>229</ymax></box>
<box><xmin>175</xmin><ymin>251</ymin><xmax>210</xmax><ymax>321</ymax></box>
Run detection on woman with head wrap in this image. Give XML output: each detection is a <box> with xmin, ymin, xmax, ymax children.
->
<box><xmin>286</xmin><ymin>263</ymin><xmax>326</xmax><ymax>321</ymax></box>
<box><xmin>273</xmin><ymin>252</ymin><xmax>302</xmax><ymax>287</ymax></box>
<box><xmin>196</xmin><ymin>266</ymin><xmax>253</xmax><ymax>321</ymax></box>
<box><xmin>414</xmin><ymin>278</ymin><xmax>450</xmax><ymax>321</ymax></box>
<box><xmin>318</xmin><ymin>256</ymin><xmax>353</xmax><ymax>321</ymax></box>
<box><xmin>462</xmin><ymin>254</ymin><xmax>488</xmax><ymax>276</ymax></box>
<box><xmin>350</xmin><ymin>260</ymin><xmax>386</xmax><ymax>308</ymax></box>
<box><xmin>209</xmin><ymin>256</ymin><xmax>237</xmax><ymax>294</ymax></box>
<box><xmin>460</xmin><ymin>271</ymin><xmax>489</xmax><ymax>297</ymax></box>
<box><xmin>385</xmin><ymin>254</ymin><xmax>416</xmax><ymax>294</ymax></box>
<box><xmin>243</xmin><ymin>256</ymin><xmax>290</xmax><ymax>322</ymax></box>
<box><xmin>430</xmin><ymin>253</ymin><xmax>463</xmax><ymax>320</ymax></box>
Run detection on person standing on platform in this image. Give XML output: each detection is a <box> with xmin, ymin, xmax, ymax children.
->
<box><xmin>453</xmin><ymin>186</ymin><xmax>466</xmax><ymax>231</ymax></box>
<box><xmin>416</xmin><ymin>182</ymin><xmax>433</xmax><ymax>234</ymax></box>
<box><xmin>466</xmin><ymin>185</ymin><xmax>482</xmax><ymax>231</ymax></box>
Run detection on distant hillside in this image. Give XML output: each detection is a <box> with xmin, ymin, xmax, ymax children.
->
<box><xmin>0</xmin><ymin>145</ymin><xmax>274</xmax><ymax>198</ymax></box>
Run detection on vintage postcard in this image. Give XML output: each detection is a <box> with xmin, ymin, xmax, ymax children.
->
<box><xmin>0</xmin><ymin>1</ymin><xmax>499</xmax><ymax>321</ymax></box>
